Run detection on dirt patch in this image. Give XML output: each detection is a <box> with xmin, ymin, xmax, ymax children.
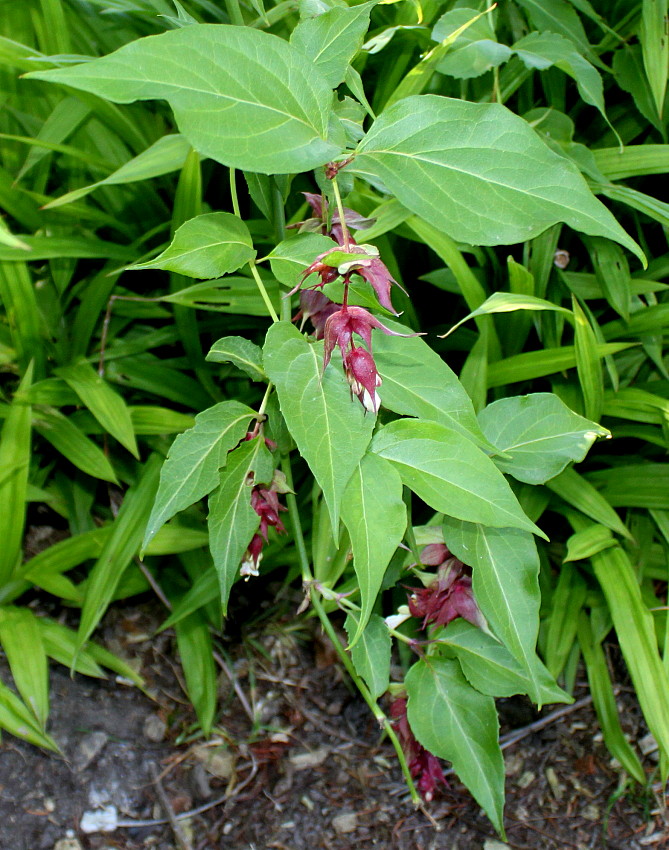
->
<box><xmin>0</xmin><ymin>602</ymin><xmax>666</xmax><ymax>850</ymax></box>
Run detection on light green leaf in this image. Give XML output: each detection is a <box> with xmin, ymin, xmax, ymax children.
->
<box><xmin>160</xmin><ymin>276</ymin><xmax>280</xmax><ymax>316</ymax></box>
<box><xmin>175</xmin><ymin>611</ymin><xmax>217</xmax><ymax>735</ymax></box>
<box><xmin>433</xmin><ymin>8</ymin><xmax>512</xmax><ymax>80</ymax></box>
<box><xmin>372</xmin><ymin>419</ymin><xmax>545</xmax><ymax>537</ymax></box>
<box><xmin>129</xmin><ymin>213</ymin><xmax>255</xmax><ymax>279</ymax></box>
<box><xmin>640</xmin><ymin>0</ymin><xmax>669</xmax><ymax>120</ymax></box>
<box><xmin>546</xmin><ymin>467</ymin><xmax>632</xmax><ymax>539</ymax></box>
<box><xmin>143</xmin><ymin>400</ymin><xmax>256</xmax><ymax>551</ymax></box>
<box><xmin>544</xmin><ymin>563</ymin><xmax>587</xmax><ymax>678</ymax></box>
<box><xmin>263</xmin><ymin>322</ymin><xmax>375</xmax><ymax>532</ymax></box>
<box><xmin>564</xmin><ymin>525</ymin><xmax>617</xmax><ymax>562</ymax></box>
<box><xmin>291</xmin><ymin>2</ymin><xmax>376</xmax><ymax>88</ymax></box>
<box><xmin>0</xmin><ymin>608</ymin><xmax>49</xmax><ymax>728</ymax></box>
<box><xmin>344</xmin><ymin>612</ymin><xmax>391</xmax><ymax>699</ymax></box>
<box><xmin>208</xmin><ymin>437</ymin><xmax>274</xmax><ymax>612</ymax></box>
<box><xmin>206</xmin><ymin>336</ymin><xmax>266</xmax><ymax>381</ymax></box>
<box><xmin>514</xmin><ymin>0</ymin><xmax>593</xmax><ymax>58</ymax></box>
<box><xmin>351</xmin><ymin>95</ymin><xmax>643</xmax><ymax>262</ymax></box>
<box><xmin>594</xmin><ymin>145</ymin><xmax>669</xmax><ymax>180</ymax></box>
<box><xmin>406</xmin><ymin>657</ymin><xmax>505</xmax><ymax>835</ymax></box>
<box><xmin>25</xmin><ymin>25</ymin><xmax>341</xmax><ymax>174</ymax></box>
<box><xmin>37</xmin><ymin>619</ymin><xmax>105</xmax><ymax>679</ymax></box>
<box><xmin>584</xmin><ymin>236</ymin><xmax>631</xmax><ymax>321</ymax></box>
<box><xmin>341</xmin><ymin>453</ymin><xmax>406</xmax><ymax>644</ymax></box>
<box><xmin>34</xmin><ymin>407</ymin><xmax>118</xmax><ymax>483</ymax></box>
<box><xmin>372</xmin><ymin>320</ymin><xmax>492</xmax><ymax>446</ymax></box>
<box><xmin>441</xmin><ymin>291</ymin><xmax>571</xmax><ymax>340</ymax></box>
<box><xmin>587</xmin><ymin>464</ymin><xmax>669</xmax><ymax>509</ymax></box>
<box><xmin>442</xmin><ymin>519</ymin><xmax>544</xmax><ymax>703</ymax></box>
<box><xmin>0</xmin><ymin>678</ymin><xmax>58</xmax><ymax>752</ymax></box>
<box><xmin>56</xmin><ymin>362</ymin><xmax>138</xmax><ymax>458</ymax></box>
<box><xmin>439</xmin><ymin>620</ymin><xmax>569</xmax><ymax>704</ymax></box>
<box><xmin>43</xmin><ymin>134</ymin><xmax>192</xmax><ymax>209</ymax></box>
<box><xmin>572</xmin><ymin>296</ymin><xmax>604</xmax><ymax>422</ymax></box>
<box><xmin>478</xmin><ymin>393</ymin><xmax>608</xmax><ymax>485</ymax></box>
<box><xmin>266</xmin><ymin>233</ymin><xmax>336</xmax><ymax>288</ymax></box>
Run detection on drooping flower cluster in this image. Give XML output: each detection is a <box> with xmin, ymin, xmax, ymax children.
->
<box><xmin>389</xmin><ymin>697</ymin><xmax>447</xmax><ymax>802</ymax></box>
<box><xmin>407</xmin><ymin>544</ymin><xmax>485</xmax><ymax>631</ymax></box>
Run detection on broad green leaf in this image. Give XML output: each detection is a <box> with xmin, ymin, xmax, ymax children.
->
<box><xmin>372</xmin><ymin>320</ymin><xmax>491</xmax><ymax>446</ymax></box>
<box><xmin>514</xmin><ymin>32</ymin><xmax>608</xmax><ymax>127</ymax></box>
<box><xmin>266</xmin><ymin>233</ymin><xmax>335</xmax><ymax>288</ymax></box>
<box><xmin>175</xmin><ymin>611</ymin><xmax>217</xmax><ymax>735</ymax></box>
<box><xmin>77</xmin><ymin>455</ymin><xmax>162</xmax><ymax>651</ymax></box>
<box><xmin>442</xmin><ymin>519</ymin><xmax>544</xmax><ymax>703</ymax></box>
<box><xmin>160</xmin><ymin>276</ymin><xmax>280</xmax><ymax>316</ymax></box>
<box><xmin>207</xmin><ymin>437</ymin><xmax>274</xmax><ymax>612</ymax></box>
<box><xmin>206</xmin><ymin>336</ymin><xmax>266</xmax><ymax>381</ymax></box>
<box><xmin>34</xmin><ymin>407</ymin><xmax>119</xmax><ymax>483</ymax></box>
<box><xmin>441</xmin><ymin>292</ymin><xmax>572</xmax><ymax>340</ymax></box>
<box><xmin>514</xmin><ymin>0</ymin><xmax>593</xmax><ymax>58</ymax></box>
<box><xmin>439</xmin><ymin>620</ymin><xmax>569</xmax><ymax>704</ymax></box>
<box><xmin>291</xmin><ymin>2</ymin><xmax>376</xmax><ymax>88</ymax></box>
<box><xmin>577</xmin><ymin>612</ymin><xmax>646</xmax><ymax>784</ymax></box>
<box><xmin>43</xmin><ymin>134</ymin><xmax>192</xmax><ymax>209</ymax></box>
<box><xmin>344</xmin><ymin>612</ymin><xmax>391</xmax><ymax>699</ymax></box>
<box><xmin>129</xmin><ymin>213</ymin><xmax>255</xmax><ymax>279</ymax></box>
<box><xmin>341</xmin><ymin>453</ymin><xmax>406</xmax><ymax>644</ymax></box>
<box><xmin>487</xmin><ymin>342</ymin><xmax>634</xmax><ymax>387</ymax></box>
<box><xmin>564</xmin><ymin>525</ymin><xmax>616</xmax><ymax>562</ymax></box>
<box><xmin>546</xmin><ymin>467</ymin><xmax>632</xmax><ymax>539</ymax></box>
<box><xmin>0</xmin><ymin>364</ymin><xmax>33</xmax><ymax>583</ymax></box>
<box><xmin>56</xmin><ymin>362</ymin><xmax>138</xmax><ymax>458</ymax></box>
<box><xmin>264</xmin><ymin>322</ymin><xmax>374</xmax><ymax>532</ymax></box>
<box><xmin>25</xmin><ymin>26</ymin><xmax>341</xmax><ymax>174</ymax></box>
<box><xmin>351</xmin><ymin>95</ymin><xmax>643</xmax><ymax>262</ymax></box>
<box><xmin>0</xmin><ymin>608</ymin><xmax>49</xmax><ymax>728</ymax></box>
<box><xmin>0</xmin><ymin>679</ymin><xmax>58</xmax><ymax>752</ymax></box>
<box><xmin>406</xmin><ymin>657</ymin><xmax>505</xmax><ymax>835</ymax></box>
<box><xmin>372</xmin><ymin>419</ymin><xmax>544</xmax><ymax>537</ymax></box>
<box><xmin>587</xmin><ymin>464</ymin><xmax>669</xmax><ymax>510</ymax></box>
<box><xmin>143</xmin><ymin>400</ymin><xmax>256</xmax><ymax>550</ymax></box>
<box><xmin>433</xmin><ymin>8</ymin><xmax>512</xmax><ymax>80</ymax></box>
<box><xmin>478</xmin><ymin>393</ymin><xmax>608</xmax><ymax>485</ymax></box>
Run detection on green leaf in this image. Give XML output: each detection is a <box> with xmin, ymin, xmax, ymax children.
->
<box><xmin>0</xmin><ymin>608</ymin><xmax>49</xmax><ymax>728</ymax></box>
<box><xmin>56</xmin><ymin>362</ymin><xmax>138</xmax><ymax>458</ymax></box>
<box><xmin>37</xmin><ymin>619</ymin><xmax>105</xmax><ymax>679</ymax></box>
<box><xmin>514</xmin><ymin>32</ymin><xmax>608</xmax><ymax>127</ymax></box>
<box><xmin>487</xmin><ymin>342</ymin><xmax>634</xmax><ymax>387</ymax></box>
<box><xmin>43</xmin><ymin>134</ymin><xmax>192</xmax><ymax>209</ymax></box>
<box><xmin>25</xmin><ymin>25</ymin><xmax>341</xmax><ymax>174</ymax></box>
<box><xmin>143</xmin><ymin>400</ymin><xmax>256</xmax><ymax>551</ymax></box>
<box><xmin>478</xmin><ymin>393</ymin><xmax>608</xmax><ymax>485</ymax></box>
<box><xmin>442</xmin><ymin>519</ymin><xmax>544</xmax><ymax>703</ymax></box>
<box><xmin>584</xmin><ymin>236</ymin><xmax>632</xmax><ymax>321</ymax></box>
<box><xmin>160</xmin><ymin>276</ymin><xmax>280</xmax><ymax>316</ymax></box>
<box><xmin>546</xmin><ymin>467</ymin><xmax>632</xmax><ymax>539</ymax></box>
<box><xmin>372</xmin><ymin>320</ymin><xmax>492</xmax><ymax>446</ymax></box>
<box><xmin>263</xmin><ymin>322</ymin><xmax>375</xmax><ymax>532</ymax></box>
<box><xmin>441</xmin><ymin>291</ymin><xmax>572</xmax><ymax>340</ymax></box>
<box><xmin>344</xmin><ymin>612</ymin><xmax>391</xmax><ymax>699</ymax></box>
<box><xmin>291</xmin><ymin>2</ymin><xmax>376</xmax><ymax>88</ymax></box>
<box><xmin>572</xmin><ymin>297</ymin><xmax>604</xmax><ymax>422</ymax></box>
<box><xmin>77</xmin><ymin>455</ymin><xmax>162</xmax><ymax>651</ymax></box>
<box><xmin>564</xmin><ymin>525</ymin><xmax>617</xmax><ymax>562</ymax></box>
<box><xmin>544</xmin><ymin>563</ymin><xmax>587</xmax><ymax>678</ymax></box>
<box><xmin>372</xmin><ymin>419</ymin><xmax>545</xmax><ymax>537</ymax></box>
<box><xmin>341</xmin><ymin>453</ymin><xmax>406</xmax><ymax>644</ymax></box>
<box><xmin>0</xmin><ymin>678</ymin><xmax>58</xmax><ymax>752</ymax></box>
<box><xmin>593</xmin><ymin>145</ymin><xmax>669</xmax><ymax>180</ymax></box>
<box><xmin>439</xmin><ymin>620</ymin><xmax>569</xmax><ymax>704</ymax></box>
<box><xmin>432</xmin><ymin>8</ymin><xmax>512</xmax><ymax>80</ymax></box>
<box><xmin>207</xmin><ymin>437</ymin><xmax>274</xmax><ymax>612</ymax></box>
<box><xmin>266</xmin><ymin>233</ymin><xmax>336</xmax><ymax>288</ymax></box>
<box><xmin>514</xmin><ymin>0</ymin><xmax>593</xmax><ymax>58</ymax></box>
<box><xmin>587</xmin><ymin>464</ymin><xmax>669</xmax><ymax>509</ymax></box>
<box><xmin>128</xmin><ymin>213</ymin><xmax>255</xmax><ymax>279</ymax></box>
<box><xmin>34</xmin><ymin>407</ymin><xmax>119</xmax><ymax>483</ymax></box>
<box><xmin>351</xmin><ymin>95</ymin><xmax>643</xmax><ymax>262</ymax></box>
<box><xmin>175</xmin><ymin>611</ymin><xmax>217</xmax><ymax>736</ymax></box>
<box><xmin>640</xmin><ymin>0</ymin><xmax>669</xmax><ymax>120</ymax></box>
<box><xmin>406</xmin><ymin>657</ymin><xmax>505</xmax><ymax>835</ymax></box>
<box><xmin>206</xmin><ymin>336</ymin><xmax>266</xmax><ymax>381</ymax></box>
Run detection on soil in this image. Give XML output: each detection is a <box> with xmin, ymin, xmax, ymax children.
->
<box><xmin>1</xmin><ymin>598</ymin><xmax>667</xmax><ymax>850</ymax></box>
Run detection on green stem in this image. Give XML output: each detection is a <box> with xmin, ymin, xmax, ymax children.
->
<box><xmin>282</xmin><ymin>453</ymin><xmax>420</xmax><ymax>805</ymax></box>
<box><xmin>224</xmin><ymin>0</ymin><xmax>245</xmax><ymax>26</ymax></box>
<box><xmin>330</xmin><ymin>175</ymin><xmax>350</xmax><ymax>251</ymax></box>
<box><xmin>257</xmin><ymin>381</ymin><xmax>273</xmax><ymax>418</ymax></box>
<box><xmin>229</xmin><ymin>168</ymin><xmax>241</xmax><ymax>217</ymax></box>
<box><xmin>248</xmin><ymin>260</ymin><xmax>279</xmax><ymax>323</ymax></box>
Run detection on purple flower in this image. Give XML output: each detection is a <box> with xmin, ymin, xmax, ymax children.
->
<box><xmin>408</xmin><ymin>549</ymin><xmax>485</xmax><ymax>631</ymax></box>
<box><xmin>343</xmin><ymin>346</ymin><xmax>382</xmax><ymax>414</ymax></box>
<box><xmin>389</xmin><ymin>697</ymin><xmax>447</xmax><ymax>802</ymax></box>
<box><xmin>240</xmin><ymin>471</ymin><xmax>289</xmax><ymax>578</ymax></box>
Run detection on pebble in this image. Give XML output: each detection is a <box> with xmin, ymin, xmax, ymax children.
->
<box><xmin>53</xmin><ymin>840</ymin><xmax>83</xmax><ymax>850</ymax></box>
<box><xmin>192</xmin><ymin>744</ymin><xmax>234</xmax><ymax>779</ymax></box>
<box><xmin>80</xmin><ymin>804</ymin><xmax>118</xmax><ymax>833</ymax></box>
<box><xmin>142</xmin><ymin>713</ymin><xmax>167</xmax><ymax>743</ymax></box>
<box><xmin>73</xmin><ymin>731</ymin><xmax>108</xmax><ymax>772</ymax></box>
<box><xmin>289</xmin><ymin>746</ymin><xmax>329</xmax><ymax>769</ymax></box>
<box><xmin>332</xmin><ymin>811</ymin><xmax>358</xmax><ymax>835</ymax></box>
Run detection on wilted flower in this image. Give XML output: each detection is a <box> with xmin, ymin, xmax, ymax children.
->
<box><xmin>408</xmin><ymin>548</ymin><xmax>485</xmax><ymax>631</ymax></box>
<box><xmin>240</xmin><ymin>470</ymin><xmax>289</xmax><ymax>578</ymax></box>
<box><xmin>293</xmin><ymin>290</ymin><xmax>339</xmax><ymax>339</ymax></box>
<box><xmin>343</xmin><ymin>346</ymin><xmax>382</xmax><ymax>413</ymax></box>
<box><xmin>389</xmin><ymin>697</ymin><xmax>447</xmax><ymax>802</ymax></box>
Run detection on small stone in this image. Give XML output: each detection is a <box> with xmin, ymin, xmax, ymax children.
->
<box><xmin>192</xmin><ymin>744</ymin><xmax>235</xmax><ymax>779</ymax></box>
<box><xmin>80</xmin><ymin>805</ymin><xmax>118</xmax><ymax>834</ymax></box>
<box><xmin>74</xmin><ymin>732</ymin><xmax>108</xmax><ymax>772</ymax></box>
<box><xmin>484</xmin><ymin>842</ymin><xmax>511</xmax><ymax>850</ymax></box>
<box><xmin>54</xmin><ymin>840</ymin><xmax>83</xmax><ymax>850</ymax></box>
<box><xmin>504</xmin><ymin>753</ymin><xmax>523</xmax><ymax>777</ymax></box>
<box><xmin>639</xmin><ymin>733</ymin><xmax>659</xmax><ymax>756</ymax></box>
<box><xmin>289</xmin><ymin>746</ymin><xmax>329</xmax><ymax>769</ymax></box>
<box><xmin>332</xmin><ymin>812</ymin><xmax>358</xmax><ymax>835</ymax></box>
<box><xmin>191</xmin><ymin>763</ymin><xmax>212</xmax><ymax>799</ymax></box>
<box><xmin>582</xmin><ymin>804</ymin><xmax>600</xmax><ymax>821</ymax></box>
<box><xmin>545</xmin><ymin>766</ymin><xmax>564</xmax><ymax>800</ymax></box>
<box><xmin>44</xmin><ymin>798</ymin><xmax>56</xmax><ymax>813</ymax></box>
<box><xmin>143</xmin><ymin>713</ymin><xmax>167</xmax><ymax>743</ymax></box>
<box><xmin>516</xmin><ymin>770</ymin><xmax>535</xmax><ymax>789</ymax></box>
